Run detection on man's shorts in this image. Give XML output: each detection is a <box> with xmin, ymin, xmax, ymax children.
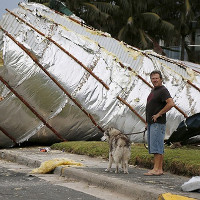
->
<box><xmin>147</xmin><ymin>123</ymin><xmax>166</xmax><ymax>154</ymax></box>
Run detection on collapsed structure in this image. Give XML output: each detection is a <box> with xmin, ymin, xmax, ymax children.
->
<box><xmin>0</xmin><ymin>3</ymin><xmax>200</xmax><ymax>148</ymax></box>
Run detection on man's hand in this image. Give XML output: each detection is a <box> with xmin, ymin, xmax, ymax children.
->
<box><xmin>152</xmin><ymin>113</ymin><xmax>161</xmax><ymax>122</ymax></box>
<box><xmin>151</xmin><ymin>98</ymin><xmax>174</xmax><ymax>122</ymax></box>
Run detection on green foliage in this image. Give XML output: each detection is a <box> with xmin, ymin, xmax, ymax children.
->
<box><xmin>27</xmin><ymin>0</ymin><xmax>200</xmax><ymax>62</ymax></box>
<box><xmin>28</xmin><ymin>0</ymin><xmax>49</xmax><ymax>3</ymax></box>
<box><xmin>51</xmin><ymin>141</ymin><xmax>109</xmax><ymax>159</ymax></box>
<box><xmin>164</xmin><ymin>147</ymin><xmax>200</xmax><ymax>176</ymax></box>
<box><xmin>51</xmin><ymin>142</ymin><xmax>200</xmax><ymax>177</ymax></box>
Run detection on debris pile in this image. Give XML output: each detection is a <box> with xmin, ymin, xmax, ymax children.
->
<box><xmin>0</xmin><ymin>3</ymin><xmax>200</xmax><ymax>147</ymax></box>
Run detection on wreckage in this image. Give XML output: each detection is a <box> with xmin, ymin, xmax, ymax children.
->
<box><xmin>0</xmin><ymin>2</ymin><xmax>200</xmax><ymax>148</ymax></box>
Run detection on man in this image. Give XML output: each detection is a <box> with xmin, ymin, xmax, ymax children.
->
<box><xmin>144</xmin><ymin>70</ymin><xmax>174</xmax><ymax>176</ymax></box>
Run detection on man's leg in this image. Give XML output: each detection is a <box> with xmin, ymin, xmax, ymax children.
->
<box><xmin>144</xmin><ymin>154</ymin><xmax>164</xmax><ymax>175</ymax></box>
<box><xmin>153</xmin><ymin>154</ymin><xmax>164</xmax><ymax>174</ymax></box>
<box><xmin>144</xmin><ymin>123</ymin><xmax>165</xmax><ymax>175</ymax></box>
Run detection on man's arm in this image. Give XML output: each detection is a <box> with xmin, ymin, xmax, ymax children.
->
<box><xmin>152</xmin><ymin>98</ymin><xmax>174</xmax><ymax>122</ymax></box>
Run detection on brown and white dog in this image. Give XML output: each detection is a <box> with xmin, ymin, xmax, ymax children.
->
<box><xmin>103</xmin><ymin>127</ymin><xmax>131</xmax><ymax>174</ymax></box>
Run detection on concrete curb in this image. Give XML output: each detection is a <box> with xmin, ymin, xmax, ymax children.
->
<box><xmin>54</xmin><ymin>166</ymin><xmax>165</xmax><ymax>200</ymax></box>
<box><xmin>0</xmin><ymin>150</ymin><xmax>41</xmax><ymax>168</ymax></box>
<box><xmin>0</xmin><ymin>150</ymin><xmax>163</xmax><ymax>199</ymax></box>
<box><xmin>0</xmin><ymin>149</ymin><xmax>199</xmax><ymax>200</ymax></box>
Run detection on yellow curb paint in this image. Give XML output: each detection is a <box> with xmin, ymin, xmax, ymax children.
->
<box><xmin>158</xmin><ymin>193</ymin><xmax>197</xmax><ymax>200</ymax></box>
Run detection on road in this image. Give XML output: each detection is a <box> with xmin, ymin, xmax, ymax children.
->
<box><xmin>0</xmin><ymin>159</ymin><xmax>131</xmax><ymax>200</ymax></box>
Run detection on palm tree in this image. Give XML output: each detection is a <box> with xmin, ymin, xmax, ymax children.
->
<box><xmin>154</xmin><ymin>0</ymin><xmax>200</xmax><ymax>62</ymax></box>
<box><xmin>84</xmin><ymin>0</ymin><xmax>175</xmax><ymax>52</ymax></box>
<box><xmin>27</xmin><ymin>0</ymin><xmax>50</xmax><ymax>6</ymax></box>
<box><xmin>28</xmin><ymin>0</ymin><xmax>200</xmax><ymax>62</ymax></box>
<box><xmin>116</xmin><ymin>0</ymin><xmax>175</xmax><ymax>51</ymax></box>
<box><xmin>28</xmin><ymin>0</ymin><xmax>175</xmax><ymax>53</ymax></box>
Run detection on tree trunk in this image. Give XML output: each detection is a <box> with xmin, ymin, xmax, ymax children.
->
<box><xmin>180</xmin><ymin>35</ymin><xmax>185</xmax><ymax>61</ymax></box>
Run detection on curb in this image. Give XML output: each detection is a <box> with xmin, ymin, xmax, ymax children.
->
<box><xmin>158</xmin><ymin>193</ymin><xmax>197</xmax><ymax>200</ymax></box>
<box><xmin>0</xmin><ymin>150</ymin><xmax>163</xmax><ymax>200</ymax></box>
<box><xmin>54</xmin><ymin>166</ymin><xmax>165</xmax><ymax>200</ymax></box>
<box><xmin>0</xmin><ymin>150</ymin><xmax>41</xmax><ymax>168</ymax></box>
<box><xmin>0</xmin><ymin>150</ymin><xmax>199</xmax><ymax>200</ymax></box>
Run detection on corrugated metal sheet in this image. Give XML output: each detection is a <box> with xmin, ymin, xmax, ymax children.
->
<box><xmin>0</xmin><ymin>2</ymin><xmax>199</xmax><ymax>147</ymax></box>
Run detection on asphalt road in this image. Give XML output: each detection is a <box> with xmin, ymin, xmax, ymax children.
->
<box><xmin>0</xmin><ymin>159</ymin><xmax>131</xmax><ymax>200</ymax></box>
<box><xmin>1</xmin><ymin>147</ymin><xmax>199</xmax><ymax>200</ymax></box>
<box><xmin>0</xmin><ymin>154</ymin><xmax>105</xmax><ymax>200</ymax></box>
<box><xmin>0</xmin><ymin>166</ymin><xmax>103</xmax><ymax>200</ymax></box>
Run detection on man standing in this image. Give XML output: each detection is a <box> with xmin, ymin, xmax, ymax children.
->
<box><xmin>144</xmin><ymin>70</ymin><xmax>174</xmax><ymax>176</ymax></box>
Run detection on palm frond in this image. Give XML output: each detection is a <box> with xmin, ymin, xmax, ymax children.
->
<box><xmin>138</xmin><ymin>29</ymin><xmax>148</xmax><ymax>49</ymax></box>
<box><xmin>141</xmin><ymin>12</ymin><xmax>161</xmax><ymax>29</ymax></box>
<box><xmin>142</xmin><ymin>12</ymin><xmax>160</xmax><ymax>23</ymax></box>
<box><xmin>99</xmin><ymin>12</ymin><xmax>110</xmax><ymax>21</ymax></box>
<box><xmin>92</xmin><ymin>2</ymin><xmax>119</xmax><ymax>14</ymax></box>
<box><xmin>132</xmin><ymin>0</ymin><xmax>149</xmax><ymax>12</ymax></box>
<box><xmin>28</xmin><ymin>0</ymin><xmax>49</xmax><ymax>3</ymax></box>
<box><xmin>125</xmin><ymin>16</ymin><xmax>138</xmax><ymax>35</ymax></box>
<box><xmin>83</xmin><ymin>3</ymin><xmax>100</xmax><ymax>14</ymax></box>
<box><xmin>118</xmin><ymin>25</ymin><xmax>129</xmax><ymax>41</ymax></box>
<box><xmin>83</xmin><ymin>3</ymin><xmax>110</xmax><ymax>23</ymax></box>
<box><xmin>185</xmin><ymin>0</ymin><xmax>191</xmax><ymax>16</ymax></box>
<box><xmin>118</xmin><ymin>0</ymin><xmax>131</xmax><ymax>11</ymax></box>
<box><xmin>160</xmin><ymin>20</ymin><xmax>175</xmax><ymax>35</ymax></box>
<box><xmin>127</xmin><ymin>16</ymin><xmax>133</xmax><ymax>25</ymax></box>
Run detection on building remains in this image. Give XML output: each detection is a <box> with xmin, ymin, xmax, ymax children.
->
<box><xmin>0</xmin><ymin>3</ymin><xmax>200</xmax><ymax>147</ymax></box>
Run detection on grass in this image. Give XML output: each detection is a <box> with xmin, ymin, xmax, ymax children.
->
<box><xmin>51</xmin><ymin>141</ymin><xmax>200</xmax><ymax>177</ymax></box>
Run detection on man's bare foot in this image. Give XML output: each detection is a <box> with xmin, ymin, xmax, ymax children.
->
<box><xmin>144</xmin><ymin>170</ymin><xmax>164</xmax><ymax>176</ymax></box>
<box><xmin>144</xmin><ymin>172</ymin><xmax>164</xmax><ymax>176</ymax></box>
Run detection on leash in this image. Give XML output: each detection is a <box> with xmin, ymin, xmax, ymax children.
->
<box><xmin>125</xmin><ymin>128</ymin><xmax>148</xmax><ymax>150</ymax></box>
<box><xmin>124</xmin><ymin>129</ymin><xmax>147</xmax><ymax>136</ymax></box>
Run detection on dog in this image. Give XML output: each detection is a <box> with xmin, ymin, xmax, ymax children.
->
<box><xmin>103</xmin><ymin>127</ymin><xmax>131</xmax><ymax>174</ymax></box>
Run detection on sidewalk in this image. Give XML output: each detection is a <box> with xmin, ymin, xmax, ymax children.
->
<box><xmin>0</xmin><ymin>147</ymin><xmax>199</xmax><ymax>200</ymax></box>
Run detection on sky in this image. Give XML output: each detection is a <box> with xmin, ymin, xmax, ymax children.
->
<box><xmin>0</xmin><ymin>0</ymin><xmax>26</xmax><ymax>19</ymax></box>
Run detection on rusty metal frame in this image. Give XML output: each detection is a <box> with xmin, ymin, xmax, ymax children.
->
<box><xmin>0</xmin><ymin>4</ymin><xmax>195</xmax><ymax>145</ymax></box>
<box><xmin>187</xmin><ymin>80</ymin><xmax>200</xmax><ymax>92</ymax></box>
<box><xmin>7</xmin><ymin>8</ymin><xmax>109</xmax><ymax>90</ymax></box>
<box><xmin>0</xmin><ymin>26</ymin><xmax>104</xmax><ymax>133</ymax></box>
<box><xmin>0</xmin><ymin>125</ymin><xmax>17</xmax><ymax>145</ymax></box>
<box><xmin>4</xmin><ymin>6</ymin><xmax>195</xmax><ymax>131</ymax></box>
<box><xmin>52</xmin><ymin>7</ymin><xmax>191</xmax><ymax>119</ymax></box>
<box><xmin>67</xmin><ymin>5</ymin><xmax>200</xmax><ymax>97</ymax></box>
<box><xmin>0</xmin><ymin>74</ymin><xmax>65</xmax><ymax>142</ymax></box>
<box><xmin>119</xmin><ymin>62</ymin><xmax>189</xmax><ymax>118</ymax></box>
<box><xmin>27</xmin><ymin>4</ymin><xmax>199</xmax><ymax>94</ymax></box>
<box><xmin>148</xmin><ymin>52</ymin><xmax>200</xmax><ymax>75</ymax></box>
<box><xmin>54</xmin><ymin>3</ymin><xmax>199</xmax><ymax>91</ymax></box>
<box><xmin>117</xmin><ymin>96</ymin><xmax>146</xmax><ymax>123</ymax></box>
<box><xmin>6</xmin><ymin>9</ymin><xmax>147</xmax><ymax>125</ymax></box>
